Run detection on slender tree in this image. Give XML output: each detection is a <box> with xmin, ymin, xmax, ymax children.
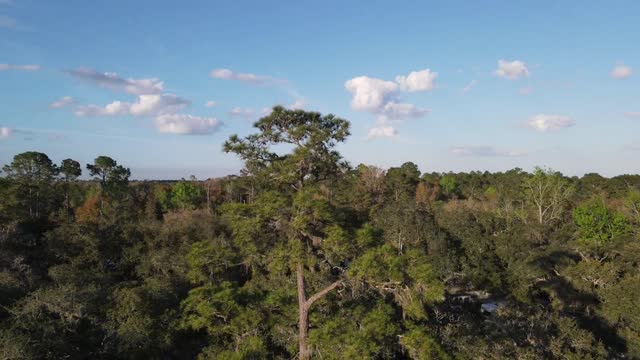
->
<box><xmin>224</xmin><ymin>106</ymin><xmax>350</xmax><ymax>359</ymax></box>
<box><xmin>59</xmin><ymin>158</ymin><xmax>81</xmax><ymax>221</ymax></box>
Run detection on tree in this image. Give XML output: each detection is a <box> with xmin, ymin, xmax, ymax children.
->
<box><xmin>386</xmin><ymin>162</ymin><xmax>421</xmax><ymax>202</ymax></box>
<box><xmin>574</xmin><ymin>198</ymin><xmax>630</xmax><ymax>245</ymax></box>
<box><xmin>59</xmin><ymin>159</ymin><xmax>81</xmax><ymax>221</ymax></box>
<box><xmin>523</xmin><ymin>167</ymin><xmax>573</xmax><ymax>226</ymax></box>
<box><xmin>171</xmin><ymin>178</ymin><xmax>204</xmax><ymax>210</ymax></box>
<box><xmin>223</xmin><ymin>106</ymin><xmax>350</xmax><ymax>359</ymax></box>
<box><xmin>86</xmin><ymin>156</ymin><xmax>130</xmax><ymax>215</ymax></box>
<box><xmin>2</xmin><ymin>151</ymin><xmax>59</xmax><ymax>219</ymax></box>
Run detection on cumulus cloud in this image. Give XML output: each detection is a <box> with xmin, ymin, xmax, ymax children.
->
<box><xmin>344</xmin><ymin>76</ymin><xmax>398</xmax><ymax>112</ymax></box>
<box><xmin>49</xmin><ymin>96</ymin><xmax>74</xmax><ymax>109</ymax></box>
<box><xmin>395</xmin><ymin>69</ymin><xmax>438</xmax><ymax>92</ymax></box>
<box><xmin>0</xmin><ymin>63</ymin><xmax>40</xmax><ymax>71</ymax></box>
<box><xmin>525</xmin><ymin>114</ymin><xmax>575</xmax><ymax>132</ymax></box>
<box><xmin>228</xmin><ymin>107</ymin><xmax>255</xmax><ymax>119</ymax></box>
<box><xmin>462</xmin><ymin>80</ymin><xmax>477</xmax><ymax>94</ymax></box>
<box><xmin>67</xmin><ymin>68</ymin><xmax>164</xmax><ymax>95</ymax></box>
<box><xmin>367</xmin><ymin>126</ymin><xmax>397</xmax><ymax>139</ymax></box>
<box><xmin>154</xmin><ymin>114</ymin><xmax>221</xmax><ymax>135</ymax></box>
<box><xmin>0</xmin><ymin>127</ymin><xmax>11</xmax><ymax>139</ymax></box>
<box><xmin>494</xmin><ymin>60</ymin><xmax>529</xmax><ymax>80</ymax></box>
<box><xmin>210</xmin><ymin>68</ymin><xmax>287</xmax><ymax>86</ymax></box>
<box><xmin>610</xmin><ymin>63</ymin><xmax>632</xmax><ymax>79</ymax></box>
<box><xmin>205</xmin><ymin>100</ymin><xmax>217</xmax><ymax>108</ymax></box>
<box><xmin>345</xmin><ymin>71</ymin><xmax>435</xmax><ymax>139</ymax></box>
<box><xmin>450</xmin><ymin>145</ymin><xmax>524</xmax><ymax>157</ymax></box>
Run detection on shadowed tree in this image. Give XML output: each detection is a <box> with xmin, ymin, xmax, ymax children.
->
<box><xmin>2</xmin><ymin>151</ymin><xmax>59</xmax><ymax>219</ymax></box>
<box><xmin>86</xmin><ymin>156</ymin><xmax>130</xmax><ymax>216</ymax></box>
<box><xmin>59</xmin><ymin>159</ymin><xmax>81</xmax><ymax>221</ymax></box>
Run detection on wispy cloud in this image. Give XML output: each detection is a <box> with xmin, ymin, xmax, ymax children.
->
<box><xmin>519</xmin><ymin>86</ymin><xmax>533</xmax><ymax>95</ymax></box>
<box><xmin>462</xmin><ymin>80</ymin><xmax>477</xmax><ymax>94</ymax></box>
<box><xmin>66</xmin><ymin>68</ymin><xmax>164</xmax><ymax>95</ymax></box>
<box><xmin>49</xmin><ymin>96</ymin><xmax>75</xmax><ymax>109</ymax></box>
<box><xmin>450</xmin><ymin>145</ymin><xmax>525</xmax><ymax>157</ymax></box>
<box><xmin>228</xmin><ymin>107</ymin><xmax>255</xmax><ymax>119</ymax></box>
<box><xmin>610</xmin><ymin>63</ymin><xmax>632</xmax><ymax>79</ymax></box>
<box><xmin>0</xmin><ymin>127</ymin><xmax>11</xmax><ymax>139</ymax></box>
<box><xmin>624</xmin><ymin>111</ymin><xmax>640</xmax><ymax>119</ymax></box>
<box><xmin>210</xmin><ymin>68</ymin><xmax>288</xmax><ymax>86</ymax></box>
<box><xmin>524</xmin><ymin>114</ymin><xmax>575</xmax><ymax>132</ymax></box>
<box><xmin>205</xmin><ymin>100</ymin><xmax>217</xmax><ymax>108</ymax></box>
<box><xmin>0</xmin><ymin>63</ymin><xmax>40</xmax><ymax>71</ymax></box>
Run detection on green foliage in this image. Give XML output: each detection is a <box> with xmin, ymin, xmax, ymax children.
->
<box><xmin>574</xmin><ymin>198</ymin><xmax>630</xmax><ymax>245</ymax></box>
<box><xmin>171</xmin><ymin>178</ymin><xmax>204</xmax><ymax>210</ymax></box>
<box><xmin>2</xmin><ymin>145</ymin><xmax>640</xmax><ymax>358</ymax></box>
<box><xmin>439</xmin><ymin>174</ymin><xmax>457</xmax><ymax>199</ymax></box>
<box><xmin>400</xmin><ymin>326</ymin><xmax>449</xmax><ymax>360</ymax></box>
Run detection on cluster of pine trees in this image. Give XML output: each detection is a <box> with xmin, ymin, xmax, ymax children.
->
<box><xmin>1</xmin><ymin>106</ymin><xmax>639</xmax><ymax>359</ymax></box>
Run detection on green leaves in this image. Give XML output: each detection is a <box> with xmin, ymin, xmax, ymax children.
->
<box><xmin>348</xmin><ymin>245</ymin><xmax>444</xmax><ymax>319</ymax></box>
<box><xmin>574</xmin><ymin>198</ymin><xmax>630</xmax><ymax>245</ymax></box>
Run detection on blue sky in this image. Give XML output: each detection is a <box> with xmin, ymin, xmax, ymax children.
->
<box><xmin>1</xmin><ymin>0</ymin><xmax>638</xmax><ymax>179</ymax></box>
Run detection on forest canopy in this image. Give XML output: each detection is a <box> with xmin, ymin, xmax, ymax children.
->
<box><xmin>1</xmin><ymin>108</ymin><xmax>639</xmax><ymax>359</ymax></box>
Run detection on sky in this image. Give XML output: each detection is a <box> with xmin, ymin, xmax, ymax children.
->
<box><xmin>1</xmin><ymin>0</ymin><xmax>639</xmax><ymax>179</ymax></box>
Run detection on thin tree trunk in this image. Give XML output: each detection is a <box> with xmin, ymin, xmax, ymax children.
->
<box><xmin>297</xmin><ymin>262</ymin><xmax>310</xmax><ymax>360</ymax></box>
<box><xmin>297</xmin><ymin>262</ymin><xmax>342</xmax><ymax>360</ymax></box>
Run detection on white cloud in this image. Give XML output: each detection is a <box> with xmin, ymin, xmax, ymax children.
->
<box><xmin>379</xmin><ymin>101</ymin><xmax>429</xmax><ymax>121</ymax></box>
<box><xmin>624</xmin><ymin>111</ymin><xmax>640</xmax><ymax>119</ymax></box>
<box><xmin>67</xmin><ymin>68</ymin><xmax>164</xmax><ymax>95</ymax></box>
<box><xmin>450</xmin><ymin>145</ymin><xmax>524</xmax><ymax>157</ymax></box>
<box><xmin>525</xmin><ymin>114</ymin><xmax>575</xmax><ymax>132</ymax></box>
<box><xmin>344</xmin><ymin>76</ymin><xmax>398</xmax><ymax>112</ymax></box>
<box><xmin>0</xmin><ymin>127</ymin><xmax>11</xmax><ymax>139</ymax></box>
<box><xmin>346</xmin><ymin>72</ymin><xmax>433</xmax><ymax>139</ymax></box>
<box><xmin>288</xmin><ymin>99</ymin><xmax>305</xmax><ymax>110</ymax></box>
<box><xmin>210</xmin><ymin>68</ymin><xmax>287</xmax><ymax>86</ymax></box>
<box><xmin>395</xmin><ymin>69</ymin><xmax>437</xmax><ymax>92</ymax></box>
<box><xmin>205</xmin><ymin>100</ymin><xmax>217</xmax><ymax>108</ymax></box>
<box><xmin>210</xmin><ymin>68</ymin><xmax>233</xmax><ymax>79</ymax></box>
<box><xmin>610</xmin><ymin>63</ymin><xmax>632</xmax><ymax>79</ymax></box>
<box><xmin>130</xmin><ymin>94</ymin><xmax>189</xmax><ymax>116</ymax></box>
<box><xmin>367</xmin><ymin>126</ymin><xmax>397</xmax><ymax>139</ymax></box>
<box><xmin>0</xmin><ymin>63</ymin><xmax>40</xmax><ymax>71</ymax></box>
<box><xmin>75</xmin><ymin>94</ymin><xmax>189</xmax><ymax>117</ymax></box>
<box><xmin>154</xmin><ymin>114</ymin><xmax>221</xmax><ymax>135</ymax></box>
<box><xmin>462</xmin><ymin>80</ymin><xmax>477</xmax><ymax>94</ymax></box>
<box><xmin>49</xmin><ymin>96</ymin><xmax>74</xmax><ymax>109</ymax></box>
<box><xmin>494</xmin><ymin>59</ymin><xmax>529</xmax><ymax>80</ymax></box>
<box><xmin>228</xmin><ymin>107</ymin><xmax>255</xmax><ymax>119</ymax></box>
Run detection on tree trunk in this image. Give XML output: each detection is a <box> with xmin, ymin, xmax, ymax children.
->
<box><xmin>296</xmin><ymin>262</ymin><xmax>343</xmax><ymax>360</ymax></box>
<box><xmin>297</xmin><ymin>262</ymin><xmax>310</xmax><ymax>360</ymax></box>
